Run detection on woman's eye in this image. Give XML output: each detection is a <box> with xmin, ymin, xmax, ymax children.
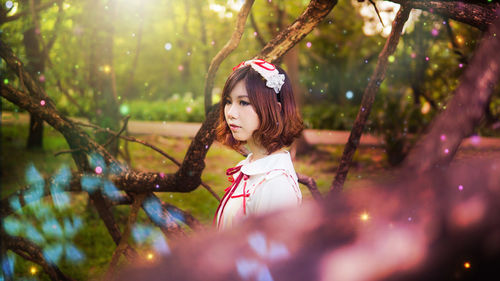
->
<box><xmin>240</xmin><ymin>100</ymin><xmax>250</xmax><ymax>106</ymax></box>
<box><xmin>225</xmin><ymin>99</ymin><xmax>232</xmax><ymax>105</ymax></box>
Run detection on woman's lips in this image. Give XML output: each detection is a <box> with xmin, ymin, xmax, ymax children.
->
<box><xmin>229</xmin><ymin>124</ymin><xmax>241</xmax><ymax>130</ymax></box>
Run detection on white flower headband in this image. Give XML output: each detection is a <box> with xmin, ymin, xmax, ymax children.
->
<box><xmin>232</xmin><ymin>59</ymin><xmax>285</xmax><ymax>94</ymax></box>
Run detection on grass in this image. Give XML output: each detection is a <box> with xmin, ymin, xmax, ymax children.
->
<box><xmin>1</xmin><ymin>122</ymin><xmax>390</xmax><ymax>280</ymax></box>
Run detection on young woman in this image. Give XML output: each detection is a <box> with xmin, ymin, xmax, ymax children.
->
<box><xmin>214</xmin><ymin>59</ymin><xmax>304</xmax><ymax>230</ymax></box>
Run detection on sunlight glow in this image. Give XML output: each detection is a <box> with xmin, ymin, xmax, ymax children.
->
<box><xmin>209</xmin><ymin>0</ymin><xmax>244</xmax><ymax>18</ymax></box>
<box><xmin>102</xmin><ymin>65</ymin><xmax>111</xmax><ymax>74</ymax></box>
<box><xmin>352</xmin><ymin>0</ymin><xmax>420</xmax><ymax>37</ymax></box>
<box><xmin>147</xmin><ymin>252</ymin><xmax>154</xmax><ymax>260</ymax></box>
<box><xmin>6</xmin><ymin>1</ymin><xmax>18</xmax><ymax>15</ymax></box>
<box><xmin>360</xmin><ymin>212</ymin><xmax>370</xmax><ymax>221</ymax></box>
<box><xmin>30</xmin><ymin>266</ymin><xmax>37</xmax><ymax>275</ymax></box>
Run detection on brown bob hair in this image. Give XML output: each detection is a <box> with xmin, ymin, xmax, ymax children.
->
<box><xmin>215</xmin><ymin>64</ymin><xmax>303</xmax><ymax>154</ymax></box>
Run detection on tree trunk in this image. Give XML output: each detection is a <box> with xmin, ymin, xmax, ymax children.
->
<box><xmin>403</xmin><ymin>10</ymin><xmax>500</xmax><ymax>173</ymax></box>
<box><xmin>22</xmin><ymin>0</ymin><xmax>44</xmax><ymax>149</ymax></box>
<box><xmin>87</xmin><ymin>0</ymin><xmax>120</xmax><ymax>157</ymax></box>
<box><xmin>330</xmin><ymin>5</ymin><xmax>412</xmax><ymax>193</ymax></box>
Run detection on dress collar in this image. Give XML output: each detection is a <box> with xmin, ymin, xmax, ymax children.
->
<box><xmin>240</xmin><ymin>150</ymin><xmax>294</xmax><ymax>176</ymax></box>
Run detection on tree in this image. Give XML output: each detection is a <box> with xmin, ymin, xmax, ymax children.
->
<box><xmin>1</xmin><ymin>0</ymin><xmax>499</xmax><ymax>280</ymax></box>
<box><xmin>1</xmin><ymin>0</ymin><xmax>334</xmax><ymax>279</ymax></box>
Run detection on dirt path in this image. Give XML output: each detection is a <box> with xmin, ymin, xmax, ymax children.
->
<box><xmin>3</xmin><ymin>112</ymin><xmax>500</xmax><ymax>148</ymax></box>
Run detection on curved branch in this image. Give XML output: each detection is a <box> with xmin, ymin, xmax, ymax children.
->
<box><xmin>4</xmin><ymin>235</ymin><xmax>76</xmax><ymax>281</ymax></box>
<box><xmin>73</xmin><ymin>120</ymin><xmax>220</xmax><ymax>201</ymax></box>
<box><xmin>257</xmin><ymin>0</ymin><xmax>337</xmax><ymax>63</ymax></box>
<box><xmin>297</xmin><ymin>172</ymin><xmax>322</xmax><ymax>202</ymax></box>
<box><xmin>330</xmin><ymin>5</ymin><xmax>412</xmax><ymax>193</ymax></box>
<box><xmin>250</xmin><ymin>11</ymin><xmax>267</xmax><ymax>47</ymax></box>
<box><xmin>203</xmin><ymin>0</ymin><xmax>255</xmax><ymax>115</ymax></box>
<box><xmin>403</xmin><ymin>8</ymin><xmax>500</xmax><ymax>173</ymax></box>
<box><xmin>387</xmin><ymin>0</ymin><xmax>499</xmax><ymax>31</ymax></box>
<box><xmin>1</xmin><ymin>0</ymin><xmax>57</xmax><ymax>23</ymax></box>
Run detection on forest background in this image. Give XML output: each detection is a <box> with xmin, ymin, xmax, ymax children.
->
<box><xmin>1</xmin><ymin>0</ymin><xmax>500</xmax><ymax>280</ymax></box>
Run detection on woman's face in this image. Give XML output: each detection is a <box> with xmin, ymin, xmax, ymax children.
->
<box><xmin>224</xmin><ymin>80</ymin><xmax>260</xmax><ymax>142</ymax></box>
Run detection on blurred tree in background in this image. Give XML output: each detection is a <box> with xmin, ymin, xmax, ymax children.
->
<box><xmin>1</xmin><ymin>0</ymin><xmax>500</xmax><ymax>280</ymax></box>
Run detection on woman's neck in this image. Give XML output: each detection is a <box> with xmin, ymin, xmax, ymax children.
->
<box><xmin>247</xmin><ymin>139</ymin><xmax>284</xmax><ymax>163</ymax></box>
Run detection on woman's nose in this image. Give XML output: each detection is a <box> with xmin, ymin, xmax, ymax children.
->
<box><xmin>226</xmin><ymin>104</ymin><xmax>238</xmax><ymax>119</ymax></box>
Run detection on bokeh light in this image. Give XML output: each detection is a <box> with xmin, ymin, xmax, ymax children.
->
<box><xmin>30</xmin><ymin>266</ymin><xmax>37</xmax><ymax>275</ymax></box>
<box><xmin>164</xmin><ymin>43</ymin><xmax>172</xmax><ymax>51</ymax></box>
<box><xmin>120</xmin><ymin>104</ymin><xmax>130</xmax><ymax>115</ymax></box>
<box><xmin>360</xmin><ymin>212</ymin><xmax>370</xmax><ymax>221</ymax></box>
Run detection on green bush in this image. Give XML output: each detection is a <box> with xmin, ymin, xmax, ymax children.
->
<box><xmin>123</xmin><ymin>93</ymin><xmax>205</xmax><ymax>122</ymax></box>
<box><xmin>302</xmin><ymin>103</ymin><xmax>358</xmax><ymax>130</ymax></box>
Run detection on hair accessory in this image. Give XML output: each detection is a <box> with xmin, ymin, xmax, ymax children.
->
<box><xmin>232</xmin><ymin>59</ymin><xmax>285</xmax><ymax>94</ymax></box>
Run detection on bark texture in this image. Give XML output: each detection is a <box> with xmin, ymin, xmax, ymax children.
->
<box><xmin>403</xmin><ymin>9</ymin><xmax>500</xmax><ymax>173</ymax></box>
<box><xmin>118</xmin><ymin>158</ymin><xmax>500</xmax><ymax>281</ymax></box>
<box><xmin>4</xmin><ymin>235</ymin><xmax>76</xmax><ymax>281</ymax></box>
<box><xmin>203</xmin><ymin>0</ymin><xmax>255</xmax><ymax>114</ymax></box>
<box><xmin>258</xmin><ymin>0</ymin><xmax>337</xmax><ymax>62</ymax></box>
<box><xmin>389</xmin><ymin>0</ymin><xmax>499</xmax><ymax>31</ymax></box>
<box><xmin>330</xmin><ymin>5</ymin><xmax>411</xmax><ymax>193</ymax></box>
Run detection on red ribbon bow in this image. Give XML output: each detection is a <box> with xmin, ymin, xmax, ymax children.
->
<box><xmin>213</xmin><ymin>165</ymin><xmax>250</xmax><ymax>228</ymax></box>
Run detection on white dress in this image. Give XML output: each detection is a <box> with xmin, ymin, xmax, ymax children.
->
<box><xmin>214</xmin><ymin>151</ymin><xmax>302</xmax><ymax>230</ymax></box>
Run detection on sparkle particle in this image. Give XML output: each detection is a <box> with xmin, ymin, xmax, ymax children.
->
<box><xmin>40</xmin><ymin>100</ymin><xmax>46</xmax><ymax>106</ymax></box>
<box><xmin>30</xmin><ymin>266</ymin><xmax>37</xmax><ymax>275</ymax></box>
<box><xmin>95</xmin><ymin>166</ymin><xmax>103</xmax><ymax>174</ymax></box>
<box><xmin>360</xmin><ymin>212</ymin><xmax>369</xmax><ymax>221</ymax></box>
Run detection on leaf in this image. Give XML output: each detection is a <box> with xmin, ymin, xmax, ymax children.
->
<box><xmin>80</xmin><ymin>175</ymin><xmax>101</xmax><ymax>194</ymax></box>
<box><xmin>142</xmin><ymin>196</ymin><xmax>167</xmax><ymax>227</ymax></box>
<box><xmin>26</xmin><ymin>224</ymin><xmax>46</xmax><ymax>244</ymax></box>
<box><xmin>89</xmin><ymin>152</ymin><xmax>106</xmax><ymax>174</ymax></box>
<box><xmin>42</xmin><ymin>218</ymin><xmax>64</xmax><ymax>238</ymax></box>
<box><xmin>43</xmin><ymin>244</ymin><xmax>64</xmax><ymax>264</ymax></box>
<box><xmin>102</xmin><ymin>180</ymin><xmax>122</xmax><ymax>201</ymax></box>
<box><xmin>3</xmin><ymin>217</ymin><xmax>23</xmax><ymax>236</ymax></box>
<box><xmin>24</xmin><ymin>164</ymin><xmax>45</xmax><ymax>204</ymax></box>
<box><xmin>247</xmin><ymin>231</ymin><xmax>267</xmax><ymax>258</ymax></box>
<box><xmin>152</xmin><ymin>232</ymin><xmax>170</xmax><ymax>256</ymax></box>
<box><xmin>132</xmin><ymin>223</ymin><xmax>153</xmax><ymax>244</ymax></box>
<box><xmin>64</xmin><ymin>243</ymin><xmax>85</xmax><ymax>263</ymax></box>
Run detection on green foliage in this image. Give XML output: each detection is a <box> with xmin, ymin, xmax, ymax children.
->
<box><xmin>124</xmin><ymin>93</ymin><xmax>205</xmax><ymax>122</ymax></box>
<box><xmin>302</xmin><ymin>102</ymin><xmax>358</xmax><ymax>130</ymax></box>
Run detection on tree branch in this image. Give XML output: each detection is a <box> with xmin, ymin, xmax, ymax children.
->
<box><xmin>73</xmin><ymin>119</ymin><xmax>220</xmax><ymax>201</ymax></box>
<box><xmin>297</xmin><ymin>172</ymin><xmax>322</xmax><ymax>201</ymax></box>
<box><xmin>387</xmin><ymin>0</ymin><xmax>499</xmax><ymax>31</ymax></box>
<box><xmin>250</xmin><ymin>11</ymin><xmax>267</xmax><ymax>47</ymax></box>
<box><xmin>258</xmin><ymin>0</ymin><xmax>337</xmax><ymax>63</ymax></box>
<box><xmin>403</xmin><ymin>8</ymin><xmax>500</xmax><ymax>173</ymax></box>
<box><xmin>1</xmin><ymin>0</ymin><xmax>57</xmax><ymax>23</ymax></box>
<box><xmin>330</xmin><ymin>5</ymin><xmax>411</xmax><ymax>193</ymax></box>
<box><xmin>104</xmin><ymin>193</ymin><xmax>146</xmax><ymax>280</ymax></box>
<box><xmin>4</xmin><ymin>234</ymin><xmax>76</xmax><ymax>281</ymax></box>
<box><xmin>203</xmin><ymin>0</ymin><xmax>255</xmax><ymax>115</ymax></box>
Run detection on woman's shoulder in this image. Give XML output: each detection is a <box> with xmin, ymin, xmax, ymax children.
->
<box><xmin>247</xmin><ymin>168</ymin><xmax>302</xmax><ymax>214</ymax></box>
<box><xmin>252</xmin><ymin>169</ymin><xmax>300</xmax><ymax>197</ymax></box>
